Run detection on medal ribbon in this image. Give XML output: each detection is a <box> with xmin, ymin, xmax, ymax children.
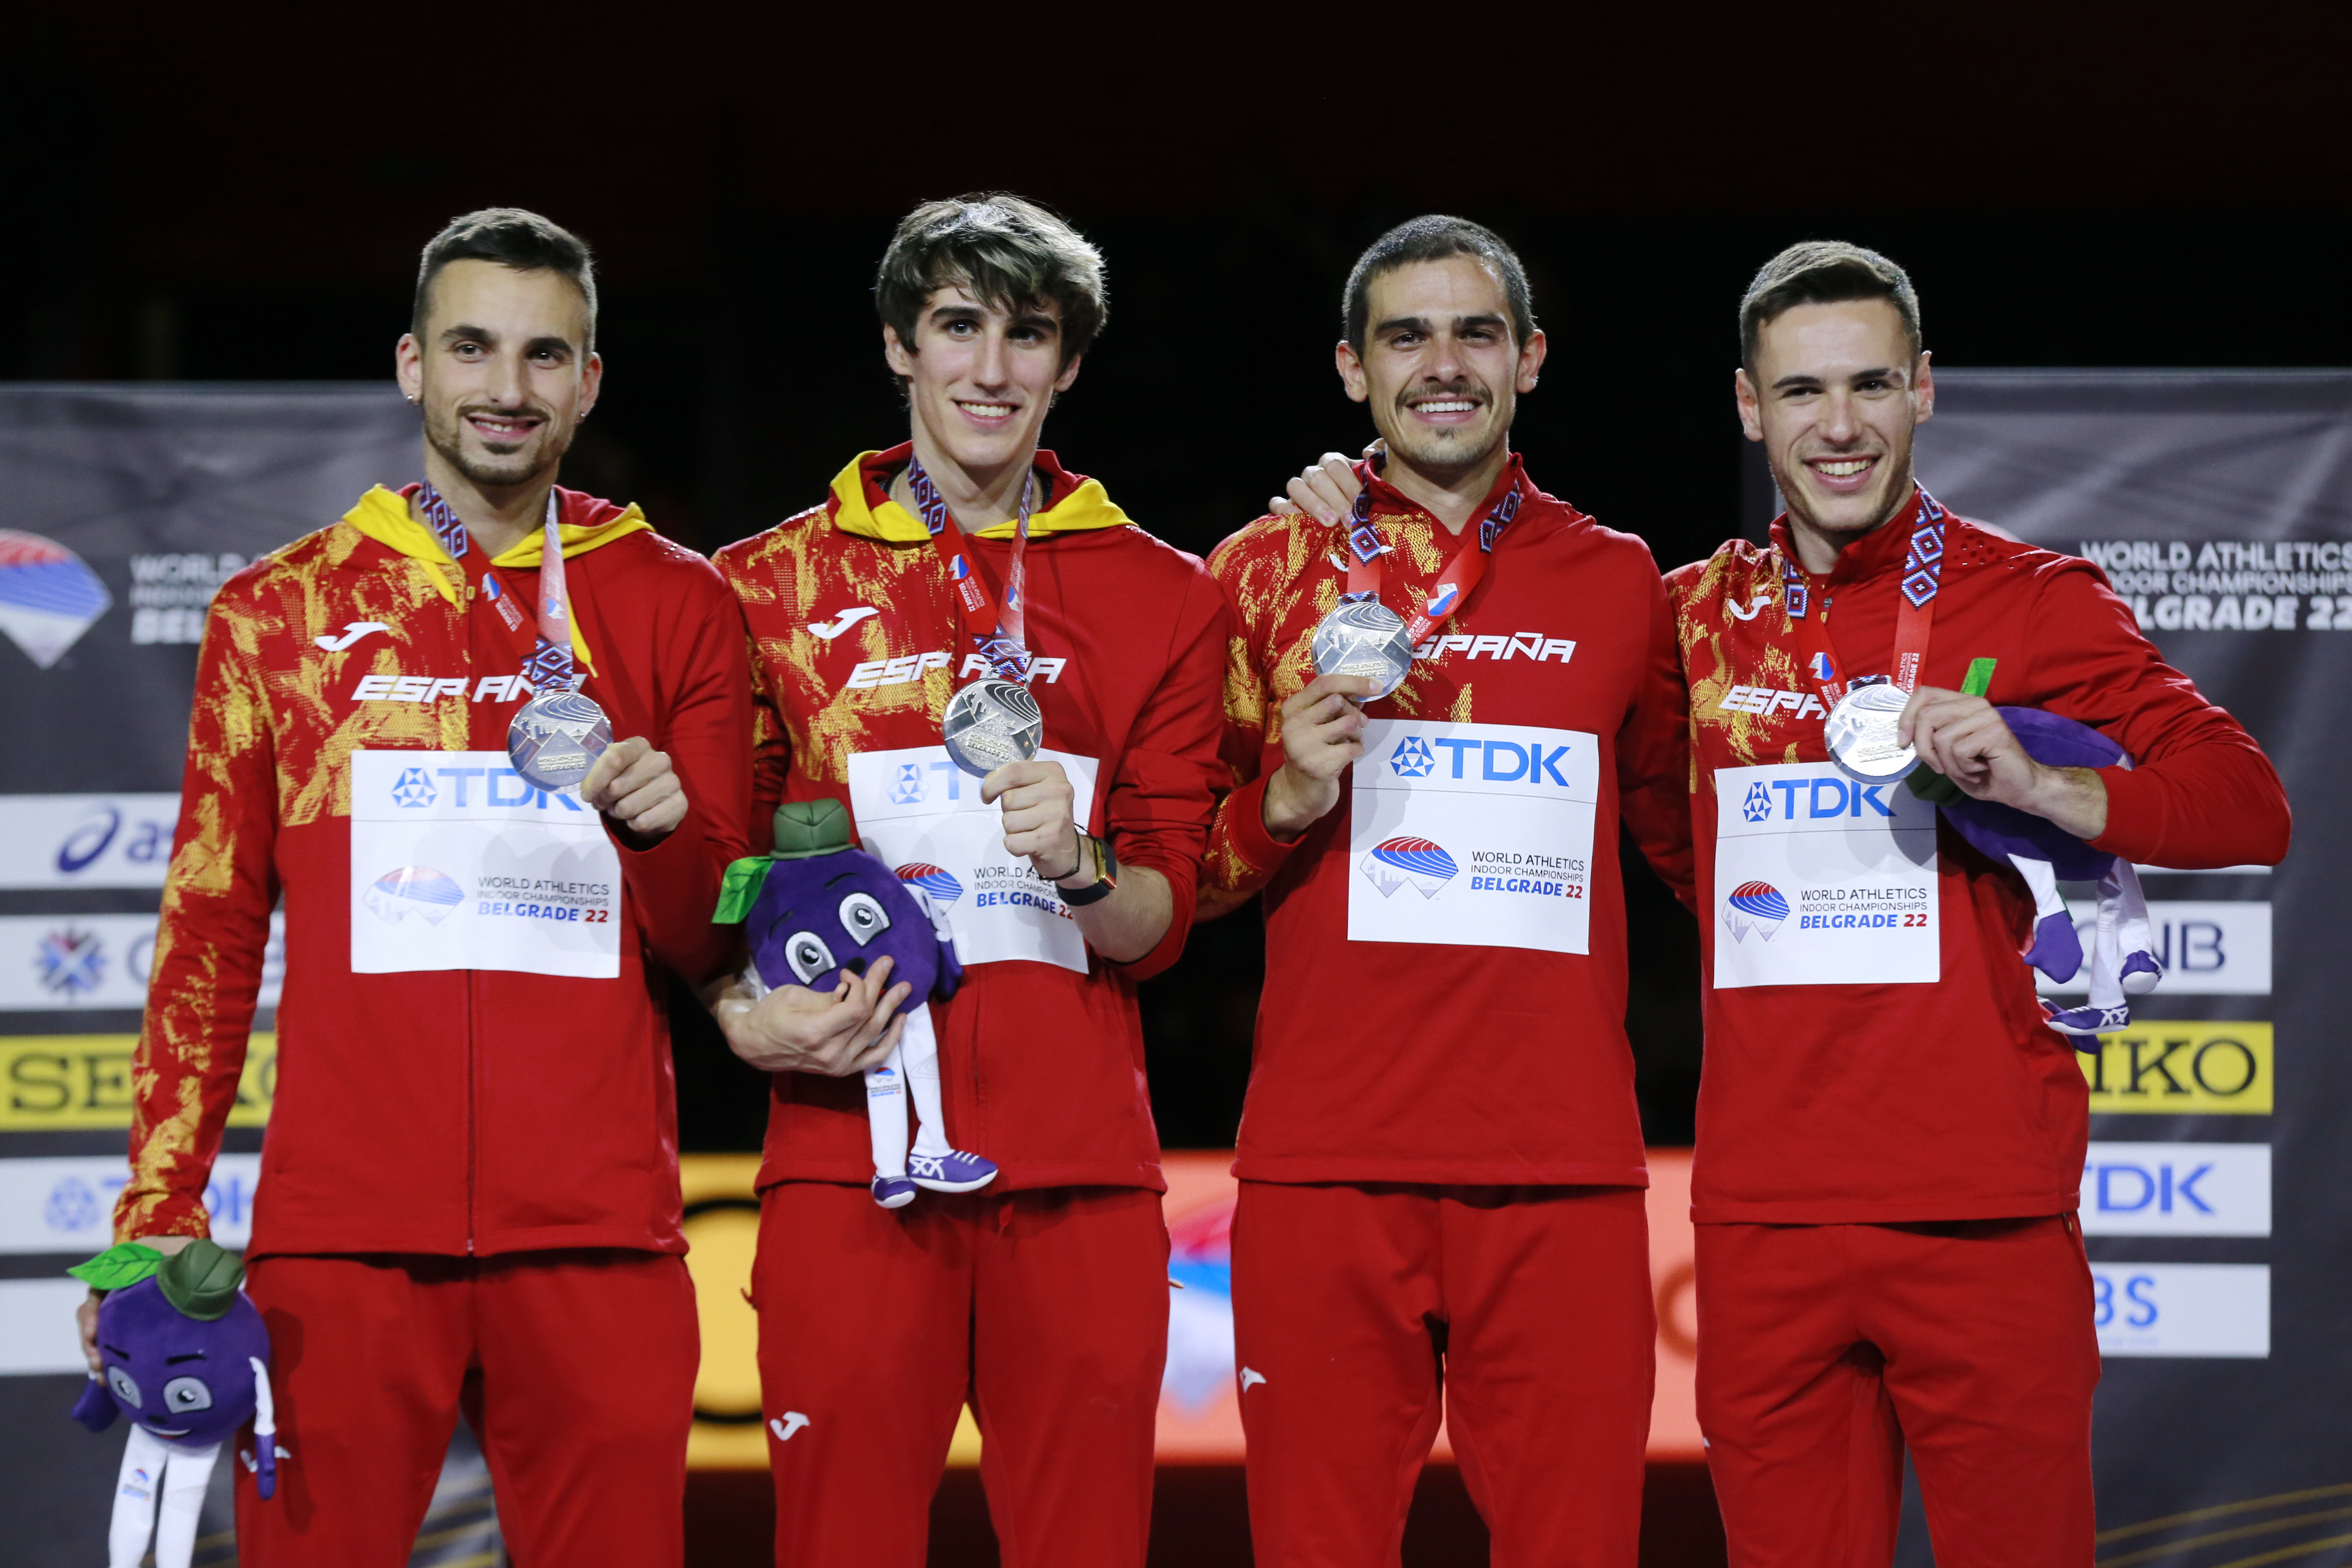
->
<box><xmin>1339</xmin><ymin>461</ymin><xmax>1525</xmax><ymax>644</ymax></box>
<box><xmin>908</xmin><ymin>455</ymin><xmax>1035</xmax><ymax>683</ymax></box>
<box><xmin>1781</xmin><ymin>487</ymin><xmax>1949</xmax><ymax>706</ymax></box>
<box><xmin>417</xmin><ymin>483</ymin><xmax>578</xmax><ymax>691</ymax></box>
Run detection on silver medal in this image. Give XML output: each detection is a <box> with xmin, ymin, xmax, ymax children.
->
<box><xmin>1823</xmin><ymin>682</ymin><xmax>1918</xmax><ymax>782</ymax></box>
<box><xmin>942</xmin><ymin>678</ymin><xmax>1044</xmax><ymax>778</ymax></box>
<box><xmin>507</xmin><ymin>688</ymin><xmax>614</xmax><ymax>792</ymax></box>
<box><xmin>1311</xmin><ymin>598</ymin><xmax>1415</xmax><ymax>700</ymax></box>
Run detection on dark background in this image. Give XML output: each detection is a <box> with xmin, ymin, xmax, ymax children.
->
<box><xmin>8</xmin><ymin>9</ymin><xmax>2344</xmax><ymax>1150</ymax></box>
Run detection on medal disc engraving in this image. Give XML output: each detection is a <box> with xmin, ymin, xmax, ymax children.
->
<box><xmin>1311</xmin><ymin>598</ymin><xmax>1415</xmax><ymax>700</ymax></box>
<box><xmin>508</xmin><ymin>689</ymin><xmax>613</xmax><ymax>792</ymax></box>
<box><xmin>1823</xmin><ymin>683</ymin><xmax>1918</xmax><ymax>782</ymax></box>
<box><xmin>942</xmin><ymin>678</ymin><xmax>1044</xmax><ymax>777</ymax></box>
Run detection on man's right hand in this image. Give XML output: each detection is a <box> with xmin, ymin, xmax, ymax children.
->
<box><xmin>713</xmin><ymin>956</ymin><xmax>910</xmax><ymax>1077</ymax></box>
<box><xmin>1269</xmin><ymin>447</ymin><xmax>1374</xmax><ymax>525</ymax></box>
<box><xmin>1263</xmin><ymin>673</ymin><xmax>1379</xmax><ymax>841</ymax></box>
<box><xmin>78</xmin><ymin>1233</ymin><xmax>193</xmax><ymax>1373</ymax></box>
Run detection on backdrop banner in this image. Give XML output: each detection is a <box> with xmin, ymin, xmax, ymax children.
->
<box><xmin>0</xmin><ymin>384</ymin><xmax>508</xmax><ymax>1567</ymax></box>
<box><xmin>1893</xmin><ymin>371</ymin><xmax>2350</xmax><ymax>1562</ymax></box>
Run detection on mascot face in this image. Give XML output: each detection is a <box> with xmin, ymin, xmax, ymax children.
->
<box><xmin>91</xmin><ymin>1277</ymin><xmax>268</xmax><ymax>1449</ymax></box>
<box><xmin>746</xmin><ymin>848</ymin><xmax>960</xmax><ymax>1009</ymax></box>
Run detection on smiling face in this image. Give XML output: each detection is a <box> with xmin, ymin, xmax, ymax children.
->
<box><xmin>396</xmin><ymin>259</ymin><xmax>601</xmax><ymax>493</ymax></box>
<box><xmin>746</xmin><ymin>848</ymin><xmax>957</xmax><ymax>1007</ymax></box>
<box><xmin>1341</xmin><ymin>255</ymin><xmax>1546</xmax><ymax>484</ymax></box>
<box><xmin>1737</xmin><ymin>298</ymin><xmax>1934</xmax><ymax>549</ymax></box>
<box><xmin>94</xmin><ymin>1276</ymin><xmax>267</xmax><ymax>1448</ymax></box>
<box><xmin>884</xmin><ymin>285</ymin><xmax>1081</xmax><ymax>484</ymax></box>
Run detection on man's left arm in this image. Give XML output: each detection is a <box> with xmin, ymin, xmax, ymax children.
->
<box><xmin>588</xmin><ymin>586</ymin><xmax>755</xmax><ymax>985</ymax></box>
<box><xmin>991</xmin><ymin>568</ymin><xmax>1231</xmax><ymax>975</ymax></box>
<box><xmin>1616</xmin><ymin>568</ymin><xmax>1699</xmax><ymax>915</ymax></box>
<box><xmin>1902</xmin><ymin>560</ymin><xmax>2290</xmax><ymax>868</ymax></box>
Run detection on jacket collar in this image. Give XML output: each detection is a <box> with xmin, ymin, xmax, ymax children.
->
<box><xmin>1769</xmin><ymin>484</ymin><xmax>1928</xmax><ymax>588</ymax></box>
<box><xmin>828</xmin><ymin>441</ymin><xmax>1131</xmax><ymax>543</ymax></box>
<box><xmin>1362</xmin><ymin>451</ymin><xmax>1530</xmax><ymax>527</ymax></box>
<box><xmin>343</xmin><ymin>484</ymin><xmax>649</xmax><ymax>674</ymax></box>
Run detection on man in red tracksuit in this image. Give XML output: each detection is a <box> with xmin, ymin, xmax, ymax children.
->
<box><xmin>1204</xmin><ymin>216</ymin><xmax>1695</xmax><ymax>1567</ymax></box>
<box><xmin>85</xmin><ymin>210</ymin><xmax>751</xmax><ymax>1566</ymax></box>
<box><xmin>1669</xmin><ymin>241</ymin><xmax>2291</xmax><ymax>1566</ymax></box>
<box><xmin>706</xmin><ymin>193</ymin><xmax>1229</xmax><ymax>1568</ymax></box>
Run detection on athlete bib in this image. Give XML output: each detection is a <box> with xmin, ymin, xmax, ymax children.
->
<box><xmin>1712</xmin><ymin>762</ymin><xmax>1938</xmax><ymax>988</ymax></box>
<box><xmin>1348</xmin><ymin>719</ymin><xmax>1599</xmax><ymax>953</ymax></box>
<box><xmin>349</xmin><ymin>750</ymin><xmax>622</xmax><ymax>979</ymax></box>
<box><xmin>845</xmin><ymin>745</ymin><xmax>1102</xmax><ymax>975</ymax></box>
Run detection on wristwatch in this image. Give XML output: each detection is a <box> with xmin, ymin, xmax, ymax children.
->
<box><xmin>1055</xmin><ymin>833</ymin><xmax>1119</xmax><ymax>906</ymax></box>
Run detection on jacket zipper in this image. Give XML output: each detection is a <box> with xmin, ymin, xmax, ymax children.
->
<box><xmin>461</xmin><ymin>579</ymin><xmax>478</xmax><ymax>1255</ymax></box>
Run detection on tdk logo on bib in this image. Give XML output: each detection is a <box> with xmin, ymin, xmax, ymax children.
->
<box><xmin>1383</xmin><ymin>732</ymin><xmax>1576</xmax><ymax>788</ymax></box>
<box><xmin>890</xmin><ymin>763</ymin><xmax>928</xmax><ymax>805</ymax></box>
<box><xmin>1744</xmin><ymin>774</ymin><xmax>1901</xmax><ymax>823</ymax></box>
<box><xmin>1350</xmin><ymin>720</ymin><xmax>1601</xmax><ymax>956</ymax></box>
<box><xmin>1389</xmin><ymin>737</ymin><xmax>1436</xmax><ymax>778</ymax></box>
<box><xmin>392</xmin><ymin>768</ymin><xmax>438</xmax><ymax>808</ymax></box>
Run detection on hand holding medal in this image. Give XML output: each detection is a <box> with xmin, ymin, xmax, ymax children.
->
<box><xmin>1309</xmin><ymin>457</ymin><xmax>1523</xmax><ymax>701</ymax></box>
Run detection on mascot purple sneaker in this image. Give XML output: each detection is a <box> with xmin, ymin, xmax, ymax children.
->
<box><xmin>1916</xmin><ymin>706</ymin><xmax>2163</xmax><ymax>1041</ymax></box>
<box><xmin>715</xmin><ymin>799</ymin><xmax>995</xmax><ymax>1208</ymax></box>
<box><xmin>69</xmin><ymin>1239</ymin><xmax>276</xmax><ymax>1568</ymax></box>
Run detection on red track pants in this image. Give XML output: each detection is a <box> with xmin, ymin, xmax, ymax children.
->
<box><xmin>234</xmin><ymin>1249</ymin><xmax>698</xmax><ymax>1568</ymax></box>
<box><xmin>752</xmin><ymin>1181</ymin><xmax>1170</xmax><ymax>1568</ymax></box>
<box><xmin>1231</xmin><ymin>1181</ymin><xmax>1656</xmax><ymax>1568</ymax></box>
<box><xmin>1695</xmin><ymin>1217</ymin><xmax>2101</xmax><ymax>1568</ymax></box>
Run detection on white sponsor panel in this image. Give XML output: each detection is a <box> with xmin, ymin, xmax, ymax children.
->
<box><xmin>2093</xmin><ymin>1263</ymin><xmax>2269</xmax><ymax>1358</ymax></box>
<box><xmin>2080</xmin><ymin>1143</ymin><xmax>2269</xmax><ymax>1236</ymax></box>
<box><xmin>846</xmin><ymin>746</ymin><xmax>1102</xmax><ymax>974</ymax></box>
<box><xmin>349</xmin><ymin>751</ymin><xmax>621</xmax><ymax>980</ymax></box>
<box><xmin>0</xmin><ymin>912</ymin><xmax>284</xmax><ymax>1012</ymax></box>
<box><xmin>0</xmin><ymin>1278</ymin><xmax>91</xmax><ymax>1374</ymax></box>
<box><xmin>2038</xmin><ymin>901</ymin><xmax>2270</xmax><ymax>996</ymax></box>
<box><xmin>1348</xmin><ymin>721</ymin><xmax>1600</xmax><ymax>955</ymax></box>
<box><xmin>1713</xmin><ymin>763</ymin><xmax>1939</xmax><ymax>988</ymax></box>
<box><xmin>0</xmin><ymin>1155</ymin><xmax>261</xmax><ymax>1254</ymax></box>
<box><xmin>0</xmin><ymin>794</ymin><xmax>180</xmax><ymax>890</ymax></box>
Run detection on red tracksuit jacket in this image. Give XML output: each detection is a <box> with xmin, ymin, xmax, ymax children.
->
<box><xmin>117</xmin><ymin>484</ymin><xmax>750</xmax><ymax>1257</ymax></box>
<box><xmin>715</xmin><ymin>444</ymin><xmax>1229</xmax><ymax>1194</ymax></box>
<box><xmin>1203</xmin><ymin>456</ymin><xmax>1695</xmax><ymax>1187</ymax></box>
<box><xmin>1668</xmin><ymin>489</ymin><xmax>2291</xmax><ymax>1224</ymax></box>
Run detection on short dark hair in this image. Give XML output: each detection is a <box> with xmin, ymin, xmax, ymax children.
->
<box><xmin>875</xmin><ymin>193</ymin><xmax>1107</xmax><ymax>370</ymax></box>
<box><xmin>1739</xmin><ymin>241</ymin><xmax>1921</xmax><ymax>372</ymax></box>
<box><xmin>1343</xmin><ymin>216</ymin><xmax>1536</xmax><ymax>357</ymax></box>
<box><xmin>412</xmin><ymin>208</ymin><xmax>598</xmax><ymax>349</ymax></box>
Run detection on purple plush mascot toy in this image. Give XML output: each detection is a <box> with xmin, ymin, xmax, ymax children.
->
<box><xmin>1927</xmin><ymin>706</ymin><xmax>2164</xmax><ymax>1038</ymax></box>
<box><xmin>69</xmin><ymin>1238</ymin><xmax>275</xmax><ymax>1568</ymax></box>
<box><xmin>715</xmin><ymin>798</ymin><xmax>998</xmax><ymax>1207</ymax></box>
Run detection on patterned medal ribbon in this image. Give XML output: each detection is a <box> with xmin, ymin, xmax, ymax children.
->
<box><xmin>1781</xmin><ymin>486</ymin><xmax>1949</xmax><ymax>705</ymax></box>
<box><xmin>1339</xmin><ymin>458</ymin><xmax>1525</xmax><ymax>645</ymax></box>
<box><xmin>418</xmin><ymin>483</ymin><xmax>577</xmax><ymax>690</ymax></box>
<box><xmin>907</xmin><ymin>454</ymin><xmax>1036</xmax><ymax>683</ymax></box>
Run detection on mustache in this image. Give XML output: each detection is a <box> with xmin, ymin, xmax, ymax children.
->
<box><xmin>450</xmin><ymin>402</ymin><xmax>557</xmax><ymax>432</ymax></box>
